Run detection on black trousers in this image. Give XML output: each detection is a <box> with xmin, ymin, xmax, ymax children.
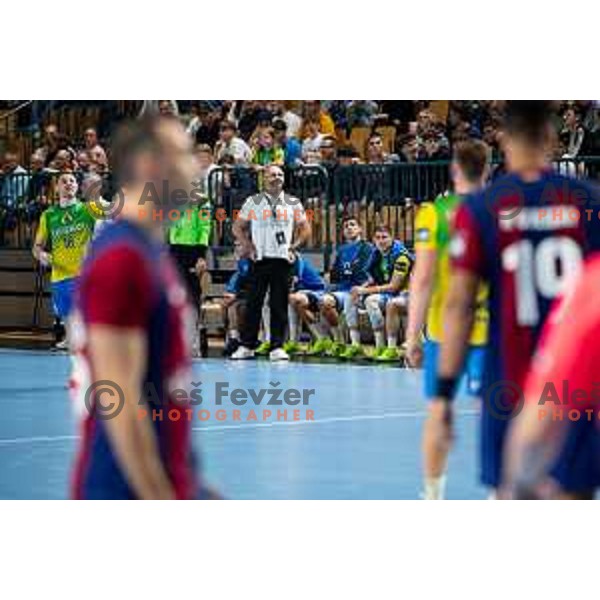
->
<box><xmin>242</xmin><ymin>258</ymin><xmax>291</xmax><ymax>350</ymax></box>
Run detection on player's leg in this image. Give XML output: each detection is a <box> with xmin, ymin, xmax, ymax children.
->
<box><xmin>342</xmin><ymin>291</ymin><xmax>361</xmax><ymax>350</ymax></box>
<box><xmin>421</xmin><ymin>340</ymin><xmax>452</xmax><ymax>499</ymax></box>
<box><xmin>364</xmin><ymin>293</ymin><xmax>386</xmax><ymax>358</ymax></box>
<box><xmin>376</xmin><ymin>295</ymin><xmax>402</xmax><ymax>361</ymax></box>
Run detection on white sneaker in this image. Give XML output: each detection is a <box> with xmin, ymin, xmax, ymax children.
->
<box><xmin>269</xmin><ymin>348</ymin><xmax>290</xmax><ymax>362</ymax></box>
<box><xmin>230</xmin><ymin>346</ymin><xmax>255</xmax><ymax>360</ymax></box>
<box><xmin>54</xmin><ymin>339</ymin><xmax>69</xmax><ymax>351</ymax></box>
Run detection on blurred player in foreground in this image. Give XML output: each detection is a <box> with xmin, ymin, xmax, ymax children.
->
<box><xmin>435</xmin><ymin>101</ymin><xmax>600</xmax><ymax>498</ymax></box>
<box><xmin>70</xmin><ymin>116</ymin><xmax>212</xmax><ymax>499</ymax></box>
<box><xmin>503</xmin><ymin>257</ymin><xmax>600</xmax><ymax>499</ymax></box>
<box><xmin>406</xmin><ymin>140</ymin><xmax>490</xmax><ymax>499</ymax></box>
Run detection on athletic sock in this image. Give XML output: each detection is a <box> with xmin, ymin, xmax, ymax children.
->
<box><xmin>423</xmin><ymin>475</ymin><xmax>447</xmax><ymax>500</ymax></box>
<box><xmin>350</xmin><ymin>329</ymin><xmax>361</xmax><ymax>346</ymax></box>
<box><xmin>288</xmin><ymin>307</ymin><xmax>300</xmax><ymax>342</ymax></box>
<box><xmin>374</xmin><ymin>331</ymin><xmax>385</xmax><ymax>348</ymax></box>
<box><xmin>332</xmin><ymin>326</ymin><xmax>344</xmax><ymax>343</ymax></box>
<box><xmin>387</xmin><ymin>337</ymin><xmax>397</xmax><ymax>348</ymax></box>
<box><xmin>229</xmin><ymin>329</ymin><xmax>240</xmax><ymax>341</ymax></box>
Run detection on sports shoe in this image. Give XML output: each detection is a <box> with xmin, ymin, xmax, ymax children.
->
<box><xmin>306</xmin><ymin>337</ymin><xmax>333</xmax><ymax>356</ymax></box>
<box><xmin>255</xmin><ymin>341</ymin><xmax>271</xmax><ymax>356</ymax></box>
<box><xmin>326</xmin><ymin>341</ymin><xmax>347</xmax><ymax>358</ymax></box>
<box><xmin>53</xmin><ymin>339</ymin><xmax>68</xmax><ymax>351</ymax></box>
<box><xmin>269</xmin><ymin>348</ymin><xmax>290</xmax><ymax>362</ymax></box>
<box><xmin>369</xmin><ymin>346</ymin><xmax>387</xmax><ymax>360</ymax></box>
<box><xmin>376</xmin><ymin>347</ymin><xmax>400</xmax><ymax>362</ymax></box>
<box><xmin>282</xmin><ymin>340</ymin><xmax>302</xmax><ymax>356</ymax></box>
<box><xmin>340</xmin><ymin>344</ymin><xmax>365</xmax><ymax>360</ymax></box>
<box><xmin>223</xmin><ymin>337</ymin><xmax>241</xmax><ymax>357</ymax></box>
<box><xmin>230</xmin><ymin>346</ymin><xmax>255</xmax><ymax>360</ymax></box>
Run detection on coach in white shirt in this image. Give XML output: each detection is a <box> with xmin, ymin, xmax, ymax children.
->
<box><xmin>231</xmin><ymin>165</ymin><xmax>311</xmax><ymax>361</ymax></box>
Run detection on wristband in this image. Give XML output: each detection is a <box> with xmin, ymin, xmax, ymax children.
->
<box><xmin>434</xmin><ymin>376</ymin><xmax>458</xmax><ymax>401</ymax></box>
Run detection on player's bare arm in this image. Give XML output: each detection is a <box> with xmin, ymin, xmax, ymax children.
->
<box><xmin>436</xmin><ymin>268</ymin><xmax>479</xmax><ymax>383</ymax></box>
<box><xmin>87</xmin><ymin>326</ymin><xmax>175</xmax><ymax>500</ymax></box>
<box><xmin>406</xmin><ymin>248</ymin><xmax>437</xmax><ymax>367</ymax></box>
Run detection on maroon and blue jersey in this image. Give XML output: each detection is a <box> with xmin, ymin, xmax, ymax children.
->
<box><xmin>450</xmin><ymin>170</ymin><xmax>600</xmax><ymax>488</ymax></box>
<box><xmin>70</xmin><ymin>220</ymin><xmax>200</xmax><ymax>499</ymax></box>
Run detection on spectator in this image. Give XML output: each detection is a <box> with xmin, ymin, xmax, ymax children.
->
<box><xmin>194</xmin><ymin>144</ymin><xmax>218</xmax><ymax>196</ymax></box>
<box><xmin>83</xmin><ymin>128</ymin><xmax>107</xmax><ymax>163</ymax></box>
<box><xmin>272</xmin><ymin>119</ymin><xmax>302</xmax><ymax>167</ymax></box>
<box><xmin>237</xmin><ymin>101</ymin><xmax>267</xmax><ymax>141</ymax></box>
<box><xmin>1</xmin><ymin>150</ymin><xmax>30</xmax><ymax>207</ymax></box>
<box><xmin>251</xmin><ymin>127</ymin><xmax>284</xmax><ymax>168</ymax></box>
<box><xmin>347</xmin><ymin>100</ymin><xmax>379</xmax><ymax>129</ymax></box>
<box><xmin>399</xmin><ymin>134</ymin><xmax>418</xmax><ymax>163</ymax></box>
<box><xmin>158</xmin><ymin>100</ymin><xmax>179</xmax><ymax>116</ymax></box>
<box><xmin>301</xmin><ymin>101</ymin><xmax>335</xmax><ymax>137</ymax></box>
<box><xmin>48</xmin><ymin>149</ymin><xmax>75</xmax><ymax>172</ymax></box>
<box><xmin>270</xmin><ymin>101</ymin><xmax>302</xmax><ymax>140</ymax></box>
<box><xmin>318</xmin><ymin>136</ymin><xmax>338</xmax><ymax>168</ymax></box>
<box><xmin>561</xmin><ymin>106</ymin><xmax>585</xmax><ymax>159</ymax></box>
<box><xmin>28</xmin><ymin>152</ymin><xmax>51</xmax><ymax>203</ymax></box>
<box><xmin>36</xmin><ymin>123</ymin><xmax>60</xmax><ymax>166</ymax></box>
<box><xmin>214</xmin><ymin>120</ymin><xmax>252</xmax><ymax>165</ymax></box>
<box><xmin>301</xmin><ymin>117</ymin><xmax>325</xmax><ymax>161</ymax></box>
<box><xmin>194</xmin><ymin>106</ymin><xmax>221</xmax><ymax>147</ymax></box>
<box><xmin>365</xmin><ymin>132</ymin><xmax>399</xmax><ymax>164</ymax></box>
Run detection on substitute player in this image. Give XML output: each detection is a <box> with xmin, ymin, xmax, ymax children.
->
<box><xmin>435</xmin><ymin>101</ymin><xmax>600</xmax><ymax>498</ymax></box>
<box><xmin>503</xmin><ymin>257</ymin><xmax>600</xmax><ymax>499</ymax></box>
<box><xmin>70</xmin><ymin>115</ymin><xmax>209</xmax><ymax>499</ymax></box>
<box><xmin>347</xmin><ymin>225</ymin><xmax>413</xmax><ymax>361</ymax></box>
<box><xmin>32</xmin><ymin>171</ymin><xmax>95</xmax><ymax>348</ymax></box>
<box><xmin>406</xmin><ymin>140</ymin><xmax>490</xmax><ymax>500</ymax></box>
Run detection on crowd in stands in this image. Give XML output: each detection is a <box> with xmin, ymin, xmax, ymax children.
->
<box><xmin>2</xmin><ymin>100</ymin><xmax>599</xmax><ymax>186</ymax></box>
<box><xmin>1</xmin><ymin>100</ymin><xmax>599</xmax><ymax>357</ymax></box>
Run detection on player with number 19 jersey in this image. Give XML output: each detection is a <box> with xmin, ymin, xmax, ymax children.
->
<box><xmin>450</xmin><ymin>169</ymin><xmax>600</xmax><ymax>490</ymax></box>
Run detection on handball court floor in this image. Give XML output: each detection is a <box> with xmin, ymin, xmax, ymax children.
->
<box><xmin>0</xmin><ymin>349</ymin><xmax>487</xmax><ymax>500</ymax></box>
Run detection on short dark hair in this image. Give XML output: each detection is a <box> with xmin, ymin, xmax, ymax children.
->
<box><xmin>453</xmin><ymin>140</ymin><xmax>490</xmax><ymax>183</ymax></box>
<box><xmin>219</xmin><ymin>119</ymin><xmax>237</xmax><ymax>132</ymax></box>
<box><xmin>111</xmin><ymin>115</ymin><xmax>174</xmax><ymax>187</ymax></box>
<box><xmin>272</xmin><ymin>118</ymin><xmax>287</xmax><ymax>132</ymax></box>
<box><xmin>342</xmin><ymin>215</ymin><xmax>359</xmax><ymax>227</ymax></box>
<box><xmin>503</xmin><ymin>101</ymin><xmax>555</xmax><ymax>145</ymax></box>
<box><xmin>374</xmin><ymin>225</ymin><xmax>391</xmax><ymax>235</ymax></box>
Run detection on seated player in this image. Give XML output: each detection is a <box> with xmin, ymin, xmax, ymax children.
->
<box><xmin>222</xmin><ymin>248</ymin><xmax>253</xmax><ymax>357</ymax></box>
<box><xmin>32</xmin><ymin>171</ymin><xmax>95</xmax><ymax>349</ymax></box>
<box><xmin>306</xmin><ymin>216</ymin><xmax>374</xmax><ymax>357</ymax></box>
<box><xmin>285</xmin><ymin>249</ymin><xmax>327</xmax><ymax>356</ymax></box>
<box><xmin>345</xmin><ymin>225</ymin><xmax>414</xmax><ymax>361</ymax></box>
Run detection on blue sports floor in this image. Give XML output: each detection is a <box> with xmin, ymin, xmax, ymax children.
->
<box><xmin>0</xmin><ymin>349</ymin><xmax>487</xmax><ymax>499</ymax></box>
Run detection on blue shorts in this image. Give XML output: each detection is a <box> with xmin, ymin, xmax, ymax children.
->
<box><xmin>423</xmin><ymin>340</ymin><xmax>485</xmax><ymax>399</ymax></box>
<box><xmin>481</xmin><ymin>404</ymin><xmax>600</xmax><ymax>492</ymax></box>
<box><xmin>51</xmin><ymin>278</ymin><xmax>77</xmax><ymax>319</ymax></box>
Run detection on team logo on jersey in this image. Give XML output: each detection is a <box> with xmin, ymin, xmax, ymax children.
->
<box><xmin>416</xmin><ymin>228</ymin><xmax>430</xmax><ymax>242</ymax></box>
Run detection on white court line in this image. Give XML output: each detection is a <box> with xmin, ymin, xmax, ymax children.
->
<box><xmin>0</xmin><ymin>409</ymin><xmax>479</xmax><ymax>446</ymax></box>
